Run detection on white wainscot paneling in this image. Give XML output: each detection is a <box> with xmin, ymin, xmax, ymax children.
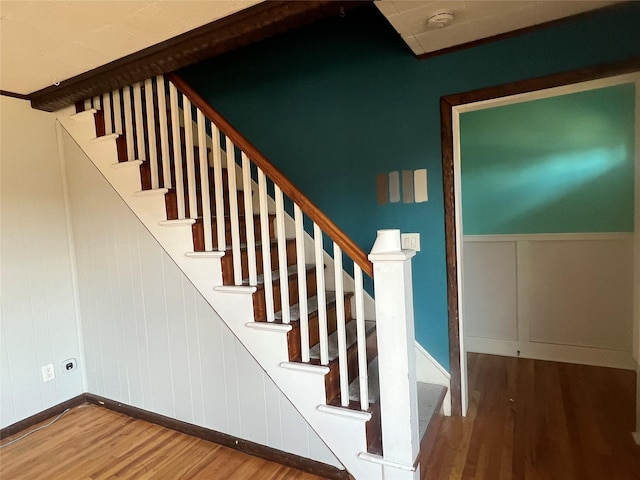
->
<box><xmin>525</xmin><ymin>239</ymin><xmax>634</xmax><ymax>351</ymax></box>
<box><xmin>463</xmin><ymin>234</ymin><xmax>635</xmax><ymax>368</ymax></box>
<box><xmin>62</xmin><ymin>128</ymin><xmax>341</xmax><ymax>468</ymax></box>
<box><xmin>462</xmin><ymin>241</ymin><xmax>518</xmax><ymax>340</ymax></box>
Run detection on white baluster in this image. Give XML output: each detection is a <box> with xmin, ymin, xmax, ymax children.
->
<box><xmin>211</xmin><ymin>124</ymin><xmax>225</xmax><ymax>250</ymax></box>
<box><xmin>197</xmin><ymin>110</ymin><xmax>212</xmax><ymax>251</ymax></box>
<box><xmin>92</xmin><ymin>96</ymin><xmax>100</xmax><ymax>111</ymax></box>
<box><xmin>182</xmin><ymin>97</ymin><xmax>197</xmax><ymax>218</ymax></box>
<box><xmin>225</xmin><ymin>136</ymin><xmax>242</xmax><ymax>285</ymax></box>
<box><xmin>258</xmin><ymin>168</ymin><xmax>275</xmax><ymax>322</ymax></box>
<box><xmin>112</xmin><ymin>89</ymin><xmax>123</xmax><ymax>135</ymax></box>
<box><xmin>132</xmin><ymin>83</ymin><xmax>145</xmax><ymax>161</ymax></box>
<box><xmin>275</xmin><ymin>185</ymin><xmax>290</xmax><ymax>324</ymax></box>
<box><xmin>156</xmin><ymin>76</ymin><xmax>171</xmax><ymax>188</ymax></box>
<box><xmin>83</xmin><ymin>99</ymin><xmax>91</xmax><ymax>111</ymax></box>
<box><xmin>102</xmin><ymin>93</ymin><xmax>112</xmax><ymax>134</ymax></box>
<box><xmin>294</xmin><ymin>205</ymin><xmax>309</xmax><ymax>361</ymax></box>
<box><xmin>314</xmin><ymin>224</ymin><xmax>328</xmax><ymax>365</ymax></box>
<box><xmin>242</xmin><ymin>153</ymin><xmax>257</xmax><ymax>284</ymax></box>
<box><xmin>169</xmin><ymin>83</ymin><xmax>185</xmax><ymax>219</ymax></box>
<box><xmin>354</xmin><ymin>264</ymin><xmax>369</xmax><ymax>411</ymax></box>
<box><xmin>144</xmin><ymin>78</ymin><xmax>159</xmax><ymax>190</ymax></box>
<box><xmin>334</xmin><ymin>244</ymin><xmax>349</xmax><ymax>407</ymax></box>
<box><xmin>122</xmin><ymin>86</ymin><xmax>135</xmax><ymax>162</ymax></box>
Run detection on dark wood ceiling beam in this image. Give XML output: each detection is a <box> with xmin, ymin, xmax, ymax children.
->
<box><xmin>30</xmin><ymin>1</ymin><xmax>371</xmax><ymax>112</ymax></box>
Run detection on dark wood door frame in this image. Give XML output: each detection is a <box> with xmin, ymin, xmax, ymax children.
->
<box><xmin>440</xmin><ymin>56</ymin><xmax>640</xmax><ymax>416</ymax></box>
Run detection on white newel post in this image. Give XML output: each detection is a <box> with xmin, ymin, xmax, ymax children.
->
<box><xmin>368</xmin><ymin>229</ymin><xmax>420</xmax><ymax>479</ymax></box>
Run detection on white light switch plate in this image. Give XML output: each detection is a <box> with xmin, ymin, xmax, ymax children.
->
<box><xmin>401</xmin><ymin>233</ymin><xmax>420</xmax><ymax>251</ymax></box>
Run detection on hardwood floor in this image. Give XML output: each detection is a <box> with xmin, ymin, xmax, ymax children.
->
<box><xmin>0</xmin><ymin>405</ymin><xmax>326</xmax><ymax>480</ymax></box>
<box><xmin>3</xmin><ymin>355</ymin><xmax>637</xmax><ymax>479</ymax></box>
<box><xmin>419</xmin><ymin>353</ymin><xmax>640</xmax><ymax>480</ymax></box>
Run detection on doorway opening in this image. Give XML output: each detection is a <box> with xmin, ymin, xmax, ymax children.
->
<box><xmin>440</xmin><ymin>59</ymin><xmax>640</xmax><ymax>415</ymax></box>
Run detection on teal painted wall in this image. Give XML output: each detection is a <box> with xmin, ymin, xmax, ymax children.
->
<box><xmin>180</xmin><ymin>4</ymin><xmax>640</xmax><ymax>371</ymax></box>
<box><xmin>461</xmin><ymin>84</ymin><xmax>636</xmax><ymax>235</ymax></box>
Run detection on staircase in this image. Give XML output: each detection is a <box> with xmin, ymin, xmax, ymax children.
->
<box><xmin>56</xmin><ymin>74</ymin><xmax>446</xmax><ymax>479</ymax></box>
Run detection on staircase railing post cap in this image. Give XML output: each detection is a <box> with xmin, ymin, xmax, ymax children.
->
<box><xmin>370</xmin><ymin>229</ymin><xmax>401</xmax><ymax>255</ymax></box>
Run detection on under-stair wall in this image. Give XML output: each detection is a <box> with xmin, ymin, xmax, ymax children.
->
<box><xmin>60</xmin><ymin>127</ymin><xmax>344</xmax><ymax>468</ymax></box>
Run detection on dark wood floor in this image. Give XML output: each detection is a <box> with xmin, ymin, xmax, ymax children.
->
<box><xmin>0</xmin><ymin>405</ymin><xmax>326</xmax><ymax>480</ymax></box>
<box><xmin>420</xmin><ymin>353</ymin><xmax>640</xmax><ymax>480</ymax></box>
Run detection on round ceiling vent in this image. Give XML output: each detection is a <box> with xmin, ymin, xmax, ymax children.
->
<box><xmin>427</xmin><ymin>9</ymin><xmax>454</xmax><ymax>28</ymax></box>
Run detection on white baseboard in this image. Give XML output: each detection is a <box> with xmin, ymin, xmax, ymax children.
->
<box><xmin>415</xmin><ymin>342</ymin><xmax>451</xmax><ymax>416</ymax></box>
<box><xmin>465</xmin><ymin>337</ymin><xmax>636</xmax><ymax>370</ymax></box>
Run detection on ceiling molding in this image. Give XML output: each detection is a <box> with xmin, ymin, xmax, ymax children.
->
<box><xmin>0</xmin><ymin>90</ymin><xmax>30</xmax><ymax>101</ymax></box>
<box><xmin>29</xmin><ymin>1</ymin><xmax>371</xmax><ymax>112</ymax></box>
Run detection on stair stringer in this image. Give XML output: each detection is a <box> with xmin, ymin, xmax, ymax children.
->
<box><xmin>57</xmin><ymin>106</ymin><xmax>385</xmax><ymax>479</ymax></box>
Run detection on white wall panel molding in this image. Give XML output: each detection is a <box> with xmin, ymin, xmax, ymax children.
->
<box><xmin>464</xmin><ymin>232</ymin><xmax>633</xmax><ymax>242</ymax></box>
<box><xmin>463</xmin><ymin>235</ymin><xmax>635</xmax><ymax>369</ymax></box>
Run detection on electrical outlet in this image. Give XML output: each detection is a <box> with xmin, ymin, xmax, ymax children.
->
<box><xmin>41</xmin><ymin>364</ymin><xmax>55</xmax><ymax>382</ymax></box>
<box><xmin>401</xmin><ymin>233</ymin><xmax>421</xmax><ymax>251</ymax></box>
<box><xmin>63</xmin><ymin>358</ymin><xmax>77</xmax><ymax>372</ymax></box>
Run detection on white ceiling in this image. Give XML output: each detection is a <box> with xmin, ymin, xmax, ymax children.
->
<box><xmin>0</xmin><ymin>0</ymin><xmax>262</xmax><ymax>94</ymax></box>
<box><xmin>0</xmin><ymin>0</ymin><xmax>622</xmax><ymax>96</ymax></box>
<box><xmin>376</xmin><ymin>0</ymin><xmax>621</xmax><ymax>55</ymax></box>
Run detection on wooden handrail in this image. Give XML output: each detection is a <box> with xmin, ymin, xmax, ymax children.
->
<box><xmin>167</xmin><ymin>73</ymin><xmax>373</xmax><ymax>278</ymax></box>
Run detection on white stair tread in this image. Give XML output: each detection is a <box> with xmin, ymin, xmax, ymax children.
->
<box><xmin>274</xmin><ymin>291</ymin><xmax>337</xmax><ymax>322</ymax></box>
<box><xmin>309</xmin><ymin>319</ymin><xmax>375</xmax><ymax>363</ymax></box>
